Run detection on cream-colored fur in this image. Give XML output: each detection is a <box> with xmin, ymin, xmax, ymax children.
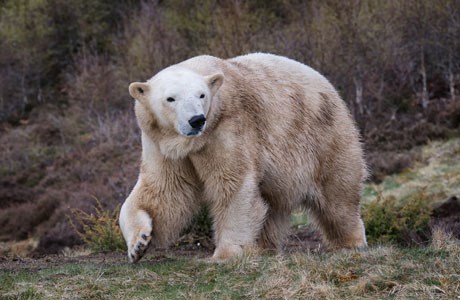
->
<box><xmin>120</xmin><ymin>53</ymin><xmax>367</xmax><ymax>263</ymax></box>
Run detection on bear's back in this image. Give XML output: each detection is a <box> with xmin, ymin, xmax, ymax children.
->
<box><xmin>226</xmin><ymin>54</ymin><xmax>366</xmax><ymax>205</ymax></box>
<box><xmin>229</xmin><ymin>53</ymin><xmax>335</xmax><ymax>94</ymax></box>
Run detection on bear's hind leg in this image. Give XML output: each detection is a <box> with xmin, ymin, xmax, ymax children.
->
<box><xmin>258</xmin><ymin>207</ymin><xmax>291</xmax><ymax>251</ymax></box>
<box><xmin>309</xmin><ymin>189</ymin><xmax>367</xmax><ymax>250</ymax></box>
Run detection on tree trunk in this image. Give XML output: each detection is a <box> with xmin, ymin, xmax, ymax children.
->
<box><xmin>420</xmin><ymin>49</ymin><xmax>429</xmax><ymax>110</ymax></box>
<box><xmin>449</xmin><ymin>51</ymin><xmax>456</xmax><ymax>101</ymax></box>
<box><xmin>354</xmin><ymin>77</ymin><xmax>364</xmax><ymax>116</ymax></box>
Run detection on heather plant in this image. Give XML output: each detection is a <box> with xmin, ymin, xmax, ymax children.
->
<box><xmin>70</xmin><ymin>198</ymin><xmax>126</xmax><ymax>252</ymax></box>
<box><xmin>362</xmin><ymin>190</ymin><xmax>432</xmax><ymax>245</ymax></box>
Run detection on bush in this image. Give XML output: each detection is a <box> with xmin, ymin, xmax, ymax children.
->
<box><xmin>362</xmin><ymin>190</ymin><xmax>432</xmax><ymax>246</ymax></box>
<box><xmin>177</xmin><ymin>205</ymin><xmax>214</xmax><ymax>250</ymax></box>
<box><xmin>70</xmin><ymin>198</ymin><xmax>126</xmax><ymax>252</ymax></box>
<box><xmin>185</xmin><ymin>205</ymin><xmax>213</xmax><ymax>237</ymax></box>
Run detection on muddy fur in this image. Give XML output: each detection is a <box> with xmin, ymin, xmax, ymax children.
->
<box><xmin>119</xmin><ymin>53</ymin><xmax>367</xmax><ymax>262</ymax></box>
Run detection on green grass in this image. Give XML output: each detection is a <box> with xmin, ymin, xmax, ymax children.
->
<box><xmin>1</xmin><ymin>240</ymin><xmax>459</xmax><ymax>299</ymax></box>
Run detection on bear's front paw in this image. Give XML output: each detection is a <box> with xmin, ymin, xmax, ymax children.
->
<box><xmin>128</xmin><ymin>232</ymin><xmax>152</xmax><ymax>263</ymax></box>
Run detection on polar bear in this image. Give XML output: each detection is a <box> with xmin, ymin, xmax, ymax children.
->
<box><xmin>119</xmin><ymin>53</ymin><xmax>367</xmax><ymax>263</ymax></box>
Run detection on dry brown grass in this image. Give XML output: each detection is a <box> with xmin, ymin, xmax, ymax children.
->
<box><xmin>2</xmin><ymin>236</ymin><xmax>459</xmax><ymax>299</ymax></box>
<box><xmin>0</xmin><ymin>238</ymin><xmax>39</xmax><ymax>257</ymax></box>
<box><xmin>247</xmin><ymin>241</ymin><xmax>459</xmax><ymax>299</ymax></box>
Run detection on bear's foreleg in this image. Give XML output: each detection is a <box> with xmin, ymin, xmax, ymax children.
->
<box><xmin>209</xmin><ymin>174</ymin><xmax>268</xmax><ymax>260</ymax></box>
<box><xmin>119</xmin><ymin>180</ymin><xmax>153</xmax><ymax>263</ymax></box>
<box><xmin>120</xmin><ymin>173</ymin><xmax>200</xmax><ymax>263</ymax></box>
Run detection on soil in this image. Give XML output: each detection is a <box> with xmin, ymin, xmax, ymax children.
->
<box><xmin>0</xmin><ymin>252</ymin><xmax>127</xmax><ymax>272</ymax></box>
<box><xmin>285</xmin><ymin>227</ymin><xmax>323</xmax><ymax>253</ymax></box>
<box><xmin>0</xmin><ymin>227</ymin><xmax>323</xmax><ymax>272</ymax></box>
<box><xmin>430</xmin><ymin>196</ymin><xmax>460</xmax><ymax>240</ymax></box>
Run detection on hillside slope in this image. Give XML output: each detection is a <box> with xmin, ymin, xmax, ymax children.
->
<box><xmin>364</xmin><ymin>137</ymin><xmax>460</xmax><ymax>204</ymax></box>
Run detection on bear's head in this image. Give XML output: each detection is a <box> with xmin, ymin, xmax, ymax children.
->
<box><xmin>129</xmin><ymin>67</ymin><xmax>224</xmax><ymax>137</ymax></box>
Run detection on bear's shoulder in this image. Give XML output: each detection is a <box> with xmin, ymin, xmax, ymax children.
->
<box><xmin>230</xmin><ymin>53</ymin><xmax>322</xmax><ymax>78</ymax></box>
<box><xmin>176</xmin><ymin>55</ymin><xmax>224</xmax><ymax>76</ymax></box>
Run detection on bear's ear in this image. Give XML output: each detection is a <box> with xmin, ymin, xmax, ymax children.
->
<box><xmin>205</xmin><ymin>73</ymin><xmax>224</xmax><ymax>96</ymax></box>
<box><xmin>129</xmin><ymin>82</ymin><xmax>150</xmax><ymax>103</ymax></box>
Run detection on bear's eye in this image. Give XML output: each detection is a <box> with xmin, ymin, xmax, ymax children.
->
<box><xmin>167</xmin><ymin>97</ymin><xmax>175</xmax><ymax>102</ymax></box>
<box><xmin>200</xmin><ymin>94</ymin><xmax>205</xmax><ymax>99</ymax></box>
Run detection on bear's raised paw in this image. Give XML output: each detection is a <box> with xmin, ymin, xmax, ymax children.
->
<box><xmin>129</xmin><ymin>232</ymin><xmax>151</xmax><ymax>263</ymax></box>
<box><xmin>119</xmin><ymin>206</ymin><xmax>153</xmax><ymax>263</ymax></box>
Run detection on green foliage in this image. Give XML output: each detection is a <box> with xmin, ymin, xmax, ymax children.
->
<box><xmin>175</xmin><ymin>205</ymin><xmax>214</xmax><ymax>250</ymax></box>
<box><xmin>363</xmin><ymin>190</ymin><xmax>432</xmax><ymax>246</ymax></box>
<box><xmin>291</xmin><ymin>211</ymin><xmax>309</xmax><ymax>229</ymax></box>
<box><xmin>70</xmin><ymin>198</ymin><xmax>126</xmax><ymax>252</ymax></box>
<box><xmin>188</xmin><ymin>205</ymin><xmax>213</xmax><ymax>236</ymax></box>
<box><xmin>179</xmin><ymin>205</ymin><xmax>213</xmax><ymax>248</ymax></box>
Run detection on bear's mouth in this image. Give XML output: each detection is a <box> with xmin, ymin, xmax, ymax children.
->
<box><xmin>186</xmin><ymin>129</ymin><xmax>203</xmax><ymax>137</ymax></box>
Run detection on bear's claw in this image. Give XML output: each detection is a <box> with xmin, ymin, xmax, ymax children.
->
<box><xmin>128</xmin><ymin>233</ymin><xmax>151</xmax><ymax>263</ymax></box>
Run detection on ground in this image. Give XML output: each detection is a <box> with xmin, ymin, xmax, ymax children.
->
<box><xmin>1</xmin><ymin>237</ymin><xmax>459</xmax><ymax>299</ymax></box>
<box><xmin>1</xmin><ymin>138</ymin><xmax>459</xmax><ymax>299</ymax></box>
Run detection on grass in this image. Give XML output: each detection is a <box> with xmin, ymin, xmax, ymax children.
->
<box><xmin>1</xmin><ymin>236</ymin><xmax>459</xmax><ymax>299</ymax></box>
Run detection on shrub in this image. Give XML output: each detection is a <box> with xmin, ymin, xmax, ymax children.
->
<box><xmin>70</xmin><ymin>198</ymin><xmax>126</xmax><ymax>252</ymax></box>
<box><xmin>177</xmin><ymin>205</ymin><xmax>214</xmax><ymax>250</ymax></box>
<box><xmin>362</xmin><ymin>190</ymin><xmax>432</xmax><ymax>246</ymax></box>
<box><xmin>186</xmin><ymin>205</ymin><xmax>213</xmax><ymax>237</ymax></box>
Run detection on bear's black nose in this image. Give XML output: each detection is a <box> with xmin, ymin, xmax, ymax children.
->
<box><xmin>188</xmin><ymin>114</ymin><xmax>206</xmax><ymax>129</ymax></box>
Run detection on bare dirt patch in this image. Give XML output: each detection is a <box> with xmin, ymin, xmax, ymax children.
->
<box><xmin>431</xmin><ymin>196</ymin><xmax>460</xmax><ymax>240</ymax></box>
<box><xmin>0</xmin><ymin>226</ymin><xmax>324</xmax><ymax>272</ymax></box>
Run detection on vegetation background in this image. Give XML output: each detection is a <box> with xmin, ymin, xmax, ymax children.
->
<box><xmin>0</xmin><ymin>0</ymin><xmax>459</xmax><ymax>257</ymax></box>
